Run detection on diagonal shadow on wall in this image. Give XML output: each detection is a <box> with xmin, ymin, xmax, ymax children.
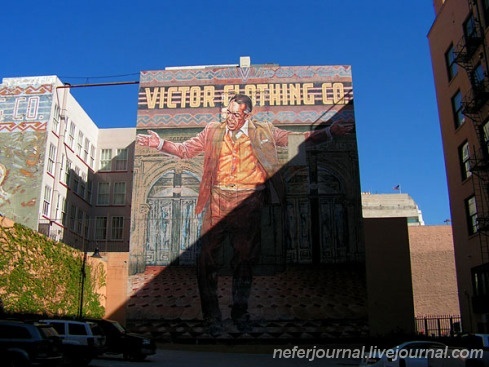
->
<box><xmin>115</xmin><ymin>98</ymin><xmax>368</xmax><ymax>341</ymax></box>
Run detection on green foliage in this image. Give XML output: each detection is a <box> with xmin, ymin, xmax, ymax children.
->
<box><xmin>0</xmin><ymin>222</ymin><xmax>104</xmax><ymax>318</ymax></box>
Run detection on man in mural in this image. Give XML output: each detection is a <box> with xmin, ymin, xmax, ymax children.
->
<box><xmin>136</xmin><ymin>94</ymin><xmax>351</xmax><ymax>333</ymax></box>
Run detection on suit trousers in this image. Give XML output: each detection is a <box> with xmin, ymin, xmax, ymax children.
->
<box><xmin>197</xmin><ymin>187</ymin><xmax>265</xmax><ymax>322</ymax></box>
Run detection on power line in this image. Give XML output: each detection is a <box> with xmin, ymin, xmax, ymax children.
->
<box><xmin>57</xmin><ymin>80</ymin><xmax>139</xmax><ymax>89</ymax></box>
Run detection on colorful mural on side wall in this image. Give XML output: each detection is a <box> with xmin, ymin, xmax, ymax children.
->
<box><xmin>0</xmin><ymin>82</ymin><xmax>51</xmax><ymax>230</ymax></box>
<box><xmin>128</xmin><ymin>65</ymin><xmax>367</xmax><ymax>338</ymax></box>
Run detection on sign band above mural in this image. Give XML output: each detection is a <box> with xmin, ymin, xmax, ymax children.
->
<box><xmin>139</xmin><ymin>82</ymin><xmax>352</xmax><ymax>110</ymax></box>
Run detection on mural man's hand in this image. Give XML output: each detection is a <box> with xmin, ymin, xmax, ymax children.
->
<box><xmin>136</xmin><ymin>130</ymin><xmax>161</xmax><ymax>149</ymax></box>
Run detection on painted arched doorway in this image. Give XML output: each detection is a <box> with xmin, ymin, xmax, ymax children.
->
<box><xmin>145</xmin><ymin>169</ymin><xmax>203</xmax><ymax>265</ymax></box>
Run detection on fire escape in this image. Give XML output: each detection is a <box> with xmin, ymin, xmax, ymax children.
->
<box><xmin>454</xmin><ymin>2</ymin><xmax>489</xmax><ymax>257</ymax></box>
<box><xmin>454</xmin><ymin>0</ymin><xmax>489</xmax><ymax>316</ymax></box>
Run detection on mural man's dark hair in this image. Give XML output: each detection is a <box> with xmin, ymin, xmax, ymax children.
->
<box><xmin>230</xmin><ymin>94</ymin><xmax>253</xmax><ymax>114</ymax></box>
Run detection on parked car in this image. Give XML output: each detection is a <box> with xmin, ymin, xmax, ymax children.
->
<box><xmin>360</xmin><ymin>340</ymin><xmax>447</xmax><ymax>367</ymax></box>
<box><xmin>0</xmin><ymin>319</ymin><xmax>63</xmax><ymax>367</ymax></box>
<box><xmin>85</xmin><ymin>318</ymin><xmax>156</xmax><ymax>361</ymax></box>
<box><xmin>458</xmin><ymin>333</ymin><xmax>489</xmax><ymax>367</ymax></box>
<box><xmin>40</xmin><ymin>319</ymin><xmax>106</xmax><ymax>366</ymax></box>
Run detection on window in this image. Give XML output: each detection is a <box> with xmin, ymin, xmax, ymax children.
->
<box><xmin>52</xmin><ymin>104</ymin><xmax>60</xmax><ymax>134</ymax></box>
<box><xmin>68</xmin><ymin>121</ymin><xmax>75</xmax><ymax>149</ymax></box>
<box><xmin>459</xmin><ymin>141</ymin><xmax>472</xmax><ymax>180</ymax></box>
<box><xmin>83</xmin><ymin>138</ymin><xmax>89</xmax><ymax>162</ymax></box>
<box><xmin>113</xmin><ymin>182</ymin><xmax>126</xmax><ymax>205</ymax></box>
<box><xmin>484</xmin><ymin>0</ymin><xmax>489</xmax><ymax>28</ymax></box>
<box><xmin>111</xmin><ymin>216</ymin><xmax>124</xmax><ymax>240</ymax></box>
<box><xmin>472</xmin><ymin>264</ymin><xmax>489</xmax><ymax>298</ymax></box>
<box><xmin>54</xmin><ymin>193</ymin><xmax>61</xmax><ymax>221</ymax></box>
<box><xmin>42</xmin><ymin>185</ymin><xmax>52</xmax><ymax>217</ymax></box>
<box><xmin>60</xmin><ymin>196</ymin><xmax>67</xmax><ymax>224</ymax></box>
<box><xmin>100</xmin><ymin>149</ymin><xmax>112</xmax><ymax>171</ymax></box>
<box><xmin>464</xmin><ymin>13</ymin><xmax>478</xmax><ymax>40</ymax></box>
<box><xmin>80</xmin><ymin>172</ymin><xmax>86</xmax><ymax>199</ymax></box>
<box><xmin>68</xmin><ymin>323</ymin><xmax>87</xmax><ymax>336</ymax></box>
<box><xmin>76</xmin><ymin>209</ymin><xmax>84</xmax><ymax>234</ymax></box>
<box><xmin>445</xmin><ymin>44</ymin><xmax>458</xmax><ymax>81</ymax></box>
<box><xmin>97</xmin><ymin>182</ymin><xmax>110</xmax><ymax>205</ymax></box>
<box><xmin>84</xmin><ymin>212</ymin><xmax>90</xmax><ymax>239</ymax></box>
<box><xmin>47</xmin><ymin>143</ymin><xmax>56</xmax><ymax>175</ymax></box>
<box><xmin>466</xmin><ymin>195</ymin><xmax>478</xmax><ymax>235</ymax></box>
<box><xmin>95</xmin><ymin>217</ymin><xmax>108</xmax><ymax>240</ymax></box>
<box><xmin>64</xmin><ymin>159</ymin><xmax>72</xmax><ymax>185</ymax></box>
<box><xmin>69</xmin><ymin>204</ymin><xmax>76</xmax><ymax>231</ymax></box>
<box><xmin>77</xmin><ymin>131</ymin><xmax>83</xmax><ymax>156</ymax></box>
<box><xmin>90</xmin><ymin>145</ymin><xmax>95</xmax><ymax>169</ymax></box>
<box><xmin>72</xmin><ymin>167</ymin><xmax>80</xmax><ymax>193</ymax></box>
<box><xmin>87</xmin><ymin>179</ymin><xmax>93</xmax><ymax>204</ymax></box>
<box><xmin>474</xmin><ymin>63</ymin><xmax>485</xmax><ymax>83</ymax></box>
<box><xmin>452</xmin><ymin>90</ymin><xmax>465</xmax><ymax>128</ymax></box>
<box><xmin>114</xmin><ymin>148</ymin><xmax>128</xmax><ymax>171</ymax></box>
<box><xmin>483</xmin><ymin>120</ymin><xmax>489</xmax><ymax>155</ymax></box>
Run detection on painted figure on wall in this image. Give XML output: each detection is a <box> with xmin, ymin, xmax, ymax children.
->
<box><xmin>136</xmin><ymin>94</ymin><xmax>351</xmax><ymax>333</ymax></box>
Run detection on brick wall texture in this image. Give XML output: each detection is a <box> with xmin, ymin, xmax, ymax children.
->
<box><xmin>408</xmin><ymin>225</ymin><xmax>460</xmax><ymax>317</ymax></box>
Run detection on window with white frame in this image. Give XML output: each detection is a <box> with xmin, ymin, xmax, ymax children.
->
<box><xmin>42</xmin><ymin>185</ymin><xmax>52</xmax><ymax>217</ymax></box>
<box><xmin>445</xmin><ymin>44</ymin><xmax>458</xmax><ymax>81</ymax></box>
<box><xmin>95</xmin><ymin>217</ymin><xmax>108</xmax><ymax>240</ymax></box>
<box><xmin>114</xmin><ymin>148</ymin><xmax>128</xmax><ymax>171</ymax></box>
<box><xmin>97</xmin><ymin>182</ymin><xmax>110</xmax><ymax>205</ymax></box>
<box><xmin>68</xmin><ymin>121</ymin><xmax>75</xmax><ymax>149</ymax></box>
<box><xmin>90</xmin><ymin>145</ymin><xmax>95</xmax><ymax>169</ymax></box>
<box><xmin>47</xmin><ymin>143</ymin><xmax>56</xmax><ymax>175</ymax></box>
<box><xmin>452</xmin><ymin>90</ymin><xmax>465</xmax><ymax>128</ymax></box>
<box><xmin>111</xmin><ymin>216</ymin><xmax>124</xmax><ymax>240</ymax></box>
<box><xmin>100</xmin><ymin>149</ymin><xmax>112</xmax><ymax>171</ymax></box>
<box><xmin>459</xmin><ymin>141</ymin><xmax>472</xmax><ymax>180</ymax></box>
<box><xmin>60</xmin><ymin>196</ymin><xmax>67</xmax><ymax>224</ymax></box>
<box><xmin>64</xmin><ymin>159</ymin><xmax>71</xmax><ymax>185</ymax></box>
<box><xmin>52</xmin><ymin>104</ymin><xmax>61</xmax><ymax>134</ymax></box>
<box><xmin>80</xmin><ymin>172</ymin><xmax>86</xmax><ymax>199</ymax></box>
<box><xmin>466</xmin><ymin>195</ymin><xmax>478</xmax><ymax>235</ymax></box>
<box><xmin>54</xmin><ymin>193</ymin><xmax>61</xmax><ymax>222</ymax></box>
<box><xmin>77</xmin><ymin>131</ymin><xmax>83</xmax><ymax>156</ymax></box>
<box><xmin>113</xmin><ymin>182</ymin><xmax>126</xmax><ymax>205</ymax></box>
<box><xmin>73</xmin><ymin>167</ymin><xmax>80</xmax><ymax>193</ymax></box>
<box><xmin>83</xmin><ymin>138</ymin><xmax>89</xmax><ymax>162</ymax></box>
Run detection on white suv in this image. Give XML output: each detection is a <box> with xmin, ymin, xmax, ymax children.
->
<box><xmin>40</xmin><ymin>319</ymin><xmax>106</xmax><ymax>366</ymax></box>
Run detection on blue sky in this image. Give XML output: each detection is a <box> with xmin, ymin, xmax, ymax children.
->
<box><xmin>2</xmin><ymin>1</ymin><xmax>450</xmax><ymax>225</ymax></box>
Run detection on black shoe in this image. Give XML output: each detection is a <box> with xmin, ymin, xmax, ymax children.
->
<box><xmin>204</xmin><ymin>319</ymin><xmax>223</xmax><ymax>337</ymax></box>
<box><xmin>209</xmin><ymin>322</ymin><xmax>224</xmax><ymax>336</ymax></box>
<box><xmin>233</xmin><ymin>314</ymin><xmax>252</xmax><ymax>332</ymax></box>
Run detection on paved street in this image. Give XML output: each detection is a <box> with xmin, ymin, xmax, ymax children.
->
<box><xmin>89</xmin><ymin>344</ymin><xmax>360</xmax><ymax>367</ymax></box>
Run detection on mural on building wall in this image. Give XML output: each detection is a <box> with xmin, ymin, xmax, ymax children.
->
<box><xmin>129</xmin><ymin>65</ymin><xmax>366</xmax><ymax>337</ymax></box>
<box><xmin>0</xmin><ymin>83</ymin><xmax>51</xmax><ymax>229</ymax></box>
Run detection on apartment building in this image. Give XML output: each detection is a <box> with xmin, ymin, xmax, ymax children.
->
<box><xmin>428</xmin><ymin>0</ymin><xmax>489</xmax><ymax>333</ymax></box>
<box><xmin>0</xmin><ymin>76</ymin><xmax>134</xmax><ymax>253</ymax></box>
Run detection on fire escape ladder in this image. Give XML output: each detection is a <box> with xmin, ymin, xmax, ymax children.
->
<box><xmin>470</xmin><ymin>145</ymin><xmax>489</xmax><ymax>264</ymax></box>
<box><xmin>461</xmin><ymin>1</ymin><xmax>489</xmax><ymax>264</ymax></box>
